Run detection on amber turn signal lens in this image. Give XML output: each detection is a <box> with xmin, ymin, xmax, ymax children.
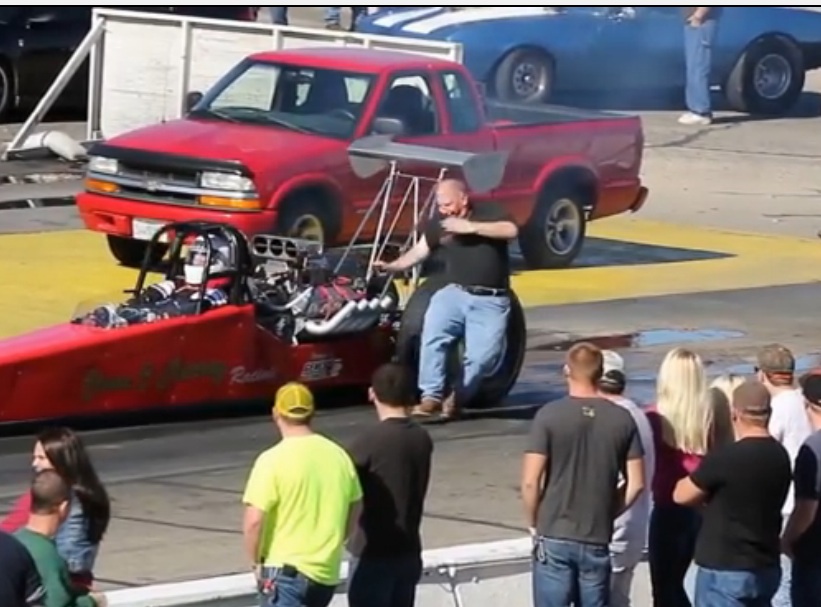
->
<box><xmin>198</xmin><ymin>196</ymin><xmax>261</xmax><ymax>210</ymax></box>
<box><xmin>85</xmin><ymin>178</ymin><xmax>120</xmax><ymax>194</ymax></box>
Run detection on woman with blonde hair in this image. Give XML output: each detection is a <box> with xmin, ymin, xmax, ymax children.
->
<box><xmin>646</xmin><ymin>348</ymin><xmax>713</xmax><ymax>607</ymax></box>
<box><xmin>709</xmin><ymin>374</ymin><xmax>745</xmax><ymax>446</ymax></box>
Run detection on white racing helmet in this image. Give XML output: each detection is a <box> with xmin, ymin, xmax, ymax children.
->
<box><xmin>184</xmin><ymin>234</ymin><xmax>233</xmax><ymax>285</ymax></box>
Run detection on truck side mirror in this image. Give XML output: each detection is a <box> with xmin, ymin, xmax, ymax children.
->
<box><xmin>372</xmin><ymin>117</ymin><xmax>406</xmax><ymax>136</ymax></box>
<box><xmin>184</xmin><ymin>91</ymin><xmax>204</xmax><ymax>113</ymax></box>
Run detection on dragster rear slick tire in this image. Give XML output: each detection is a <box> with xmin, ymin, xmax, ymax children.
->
<box><xmin>395</xmin><ymin>280</ymin><xmax>527</xmax><ymax>410</ymax></box>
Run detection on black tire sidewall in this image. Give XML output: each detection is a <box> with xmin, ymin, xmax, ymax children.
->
<box><xmin>107</xmin><ymin>235</ymin><xmax>167</xmax><ymax>268</ymax></box>
<box><xmin>726</xmin><ymin>37</ymin><xmax>804</xmax><ymax>115</ymax></box>
<box><xmin>276</xmin><ymin>197</ymin><xmax>340</xmax><ymax>246</ymax></box>
<box><xmin>0</xmin><ymin>61</ymin><xmax>12</xmax><ymax>119</ymax></box>
<box><xmin>519</xmin><ymin>184</ymin><xmax>587</xmax><ymax>270</ymax></box>
<box><xmin>494</xmin><ymin>49</ymin><xmax>553</xmax><ymax>104</ymax></box>
<box><xmin>395</xmin><ymin>281</ymin><xmax>526</xmax><ymax>409</ymax></box>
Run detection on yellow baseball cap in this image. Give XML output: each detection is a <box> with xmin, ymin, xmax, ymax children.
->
<box><xmin>274</xmin><ymin>383</ymin><xmax>315</xmax><ymax>420</ymax></box>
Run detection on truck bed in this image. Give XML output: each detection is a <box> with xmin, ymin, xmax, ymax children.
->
<box><xmin>485</xmin><ymin>99</ymin><xmax>635</xmax><ymax>127</ymax></box>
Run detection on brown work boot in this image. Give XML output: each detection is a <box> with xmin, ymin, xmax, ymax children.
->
<box><xmin>440</xmin><ymin>392</ymin><xmax>460</xmax><ymax>422</ymax></box>
<box><xmin>411</xmin><ymin>398</ymin><xmax>441</xmax><ymax>418</ymax></box>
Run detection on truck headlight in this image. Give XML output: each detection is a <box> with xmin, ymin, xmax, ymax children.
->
<box><xmin>88</xmin><ymin>156</ymin><xmax>119</xmax><ymax>175</ymax></box>
<box><xmin>200</xmin><ymin>171</ymin><xmax>255</xmax><ymax>192</ymax></box>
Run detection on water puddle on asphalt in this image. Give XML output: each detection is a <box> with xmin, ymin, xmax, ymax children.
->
<box><xmin>534</xmin><ymin>328</ymin><xmax>746</xmax><ymax>352</ymax></box>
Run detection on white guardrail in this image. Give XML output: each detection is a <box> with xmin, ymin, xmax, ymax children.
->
<box><xmin>106</xmin><ymin>538</ymin><xmax>532</xmax><ymax>607</ymax></box>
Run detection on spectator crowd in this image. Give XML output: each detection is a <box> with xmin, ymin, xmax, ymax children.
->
<box><xmin>2</xmin><ymin>342</ymin><xmax>820</xmax><ymax>607</ymax></box>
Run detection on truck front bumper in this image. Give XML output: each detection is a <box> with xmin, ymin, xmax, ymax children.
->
<box><xmin>76</xmin><ymin>192</ymin><xmax>278</xmax><ymax>239</ymax></box>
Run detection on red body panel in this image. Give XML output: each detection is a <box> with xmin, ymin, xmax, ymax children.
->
<box><xmin>0</xmin><ymin>305</ymin><xmax>395</xmax><ymax>426</ymax></box>
<box><xmin>76</xmin><ymin>49</ymin><xmax>646</xmax><ymax>245</ymax></box>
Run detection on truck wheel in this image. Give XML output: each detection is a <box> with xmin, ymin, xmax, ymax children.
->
<box><xmin>277</xmin><ymin>195</ymin><xmax>339</xmax><ymax>245</ymax></box>
<box><xmin>725</xmin><ymin>37</ymin><xmax>804</xmax><ymax>115</ymax></box>
<box><xmin>395</xmin><ymin>280</ymin><xmax>526</xmax><ymax>409</ymax></box>
<box><xmin>107</xmin><ymin>235</ymin><xmax>167</xmax><ymax>268</ymax></box>
<box><xmin>0</xmin><ymin>60</ymin><xmax>13</xmax><ymax>121</ymax></box>
<box><xmin>493</xmin><ymin>48</ymin><xmax>554</xmax><ymax>104</ymax></box>
<box><xmin>519</xmin><ymin>182</ymin><xmax>587</xmax><ymax>269</ymax></box>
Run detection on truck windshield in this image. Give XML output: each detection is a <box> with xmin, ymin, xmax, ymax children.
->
<box><xmin>191</xmin><ymin>59</ymin><xmax>375</xmax><ymax>139</ymax></box>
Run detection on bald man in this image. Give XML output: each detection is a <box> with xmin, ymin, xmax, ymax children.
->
<box><xmin>376</xmin><ymin>179</ymin><xmax>518</xmax><ymax>420</ymax></box>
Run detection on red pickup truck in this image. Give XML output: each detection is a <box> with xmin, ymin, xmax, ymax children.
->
<box><xmin>76</xmin><ymin>47</ymin><xmax>647</xmax><ymax>269</ymax></box>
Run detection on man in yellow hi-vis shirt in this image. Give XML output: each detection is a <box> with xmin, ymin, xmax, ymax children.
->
<box><xmin>242</xmin><ymin>382</ymin><xmax>362</xmax><ymax>607</ymax></box>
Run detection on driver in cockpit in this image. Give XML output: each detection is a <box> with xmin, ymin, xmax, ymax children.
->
<box><xmin>79</xmin><ymin>234</ymin><xmax>233</xmax><ymax>329</ymax></box>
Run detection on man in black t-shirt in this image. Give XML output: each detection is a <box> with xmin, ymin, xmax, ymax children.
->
<box><xmin>523</xmin><ymin>343</ymin><xmax>645</xmax><ymax>607</ymax></box>
<box><xmin>346</xmin><ymin>363</ymin><xmax>434</xmax><ymax>607</ymax></box>
<box><xmin>674</xmin><ymin>380</ymin><xmax>791</xmax><ymax>606</ymax></box>
<box><xmin>0</xmin><ymin>530</ymin><xmax>45</xmax><ymax>607</ymax></box>
<box><xmin>375</xmin><ymin>178</ymin><xmax>518</xmax><ymax>421</ymax></box>
<box><xmin>782</xmin><ymin>372</ymin><xmax>821</xmax><ymax>607</ymax></box>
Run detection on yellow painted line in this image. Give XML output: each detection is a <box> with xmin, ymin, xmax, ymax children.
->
<box><xmin>512</xmin><ymin>217</ymin><xmax>821</xmax><ymax>307</ymax></box>
<box><xmin>0</xmin><ymin>218</ymin><xmax>818</xmax><ymax>339</ymax></box>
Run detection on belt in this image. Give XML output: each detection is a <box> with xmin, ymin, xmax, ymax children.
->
<box><xmin>457</xmin><ymin>285</ymin><xmax>508</xmax><ymax>297</ymax></box>
<box><xmin>260</xmin><ymin>564</ymin><xmax>300</xmax><ymax>580</ymax></box>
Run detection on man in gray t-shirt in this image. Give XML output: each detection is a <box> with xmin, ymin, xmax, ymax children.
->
<box><xmin>782</xmin><ymin>373</ymin><xmax>821</xmax><ymax>607</ymax></box>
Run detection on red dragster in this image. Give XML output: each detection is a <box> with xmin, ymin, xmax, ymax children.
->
<box><xmin>76</xmin><ymin>47</ymin><xmax>647</xmax><ymax>271</ymax></box>
<box><xmin>0</xmin><ymin>141</ymin><xmax>528</xmax><ymax>427</ymax></box>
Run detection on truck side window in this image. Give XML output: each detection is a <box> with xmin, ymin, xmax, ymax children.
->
<box><xmin>440</xmin><ymin>71</ymin><xmax>481</xmax><ymax>134</ymax></box>
<box><xmin>375</xmin><ymin>74</ymin><xmax>439</xmax><ymax>137</ymax></box>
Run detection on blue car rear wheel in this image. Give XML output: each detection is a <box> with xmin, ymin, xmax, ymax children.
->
<box><xmin>493</xmin><ymin>48</ymin><xmax>554</xmax><ymax>104</ymax></box>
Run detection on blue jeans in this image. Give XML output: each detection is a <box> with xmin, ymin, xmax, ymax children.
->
<box><xmin>532</xmin><ymin>538</ymin><xmax>611</xmax><ymax>607</ymax></box>
<box><xmin>684</xmin><ymin>20</ymin><xmax>718</xmax><ymax>116</ymax></box>
<box><xmin>419</xmin><ymin>284</ymin><xmax>509</xmax><ymax>406</ymax></box>
<box><xmin>325</xmin><ymin>7</ymin><xmax>366</xmax><ymax>28</ymax></box>
<box><xmin>695</xmin><ymin>566</ymin><xmax>781</xmax><ymax>607</ymax></box>
<box><xmin>648</xmin><ymin>504</ymin><xmax>701</xmax><ymax>607</ymax></box>
<box><xmin>791</xmin><ymin>558</ymin><xmax>821</xmax><ymax>607</ymax></box>
<box><xmin>258</xmin><ymin>568</ymin><xmax>336</xmax><ymax>607</ymax></box>
<box><xmin>348</xmin><ymin>554</ymin><xmax>422</xmax><ymax>607</ymax></box>
<box><xmin>269</xmin><ymin>7</ymin><xmax>288</xmax><ymax>25</ymax></box>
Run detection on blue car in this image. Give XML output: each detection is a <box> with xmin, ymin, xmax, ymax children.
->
<box><xmin>358</xmin><ymin>7</ymin><xmax>821</xmax><ymax>115</ymax></box>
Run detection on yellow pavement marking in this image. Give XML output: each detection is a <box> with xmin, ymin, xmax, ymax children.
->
<box><xmin>0</xmin><ymin>219</ymin><xmax>818</xmax><ymax>339</ymax></box>
<box><xmin>511</xmin><ymin>217</ymin><xmax>821</xmax><ymax>307</ymax></box>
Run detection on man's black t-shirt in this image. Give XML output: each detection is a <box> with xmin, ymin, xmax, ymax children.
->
<box><xmin>792</xmin><ymin>431</ymin><xmax>821</xmax><ymax>563</ymax></box>
<box><xmin>347</xmin><ymin>418</ymin><xmax>434</xmax><ymax>558</ymax></box>
<box><xmin>424</xmin><ymin>201</ymin><xmax>513</xmax><ymax>290</ymax></box>
<box><xmin>692</xmin><ymin>436</ymin><xmax>791</xmax><ymax>570</ymax></box>
<box><xmin>0</xmin><ymin>531</ymin><xmax>45</xmax><ymax>607</ymax></box>
<box><xmin>526</xmin><ymin>397</ymin><xmax>643</xmax><ymax>545</ymax></box>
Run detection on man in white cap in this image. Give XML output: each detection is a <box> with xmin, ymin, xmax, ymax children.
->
<box><xmin>598</xmin><ymin>350</ymin><xmax>656</xmax><ymax>607</ymax></box>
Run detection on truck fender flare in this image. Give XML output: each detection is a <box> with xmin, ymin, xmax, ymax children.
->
<box><xmin>534</xmin><ymin>159</ymin><xmax>599</xmax><ymax>214</ymax></box>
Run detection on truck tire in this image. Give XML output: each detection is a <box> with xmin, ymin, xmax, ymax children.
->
<box><xmin>0</xmin><ymin>60</ymin><xmax>13</xmax><ymax>121</ymax></box>
<box><xmin>493</xmin><ymin>48</ymin><xmax>554</xmax><ymax>104</ymax></box>
<box><xmin>395</xmin><ymin>280</ymin><xmax>527</xmax><ymax>409</ymax></box>
<box><xmin>725</xmin><ymin>36</ymin><xmax>805</xmax><ymax>115</ymax></box>
<box><xmin>107</xmin><ymin>235</ymin><xmax>167</xmax><ymax>268</ymax></box>
<box><xmin>276</xmin><ymin>194</ymin><xmax>340</xmax><ymax>245</ymax></box>
<box><xmin>519</xmin><ymin>182</ymin><xmax>588</xmax><ymax>269</ymax></box>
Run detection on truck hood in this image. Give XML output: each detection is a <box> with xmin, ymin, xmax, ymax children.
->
<box><xmin>358</xmin><ymin>7</ymin><xmax>567</xmax><ymax>39</ymax></box>
<box><xmin>104</xmin><ymin>118</ymin><xmax>334</xmax><ymax>174</ymax></box>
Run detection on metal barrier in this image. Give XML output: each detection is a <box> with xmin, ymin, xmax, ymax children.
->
<box><xmin>3</xmin><ymin>9</ymin><xmax>463</xmax><ymax>160</ymax></box>
<box><xmin>107</xmin><ymin>538</ymin><xmax>532</xmax><ymax>607</ymax></box>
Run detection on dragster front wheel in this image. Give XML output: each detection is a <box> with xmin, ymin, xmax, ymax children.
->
<box><xmin>395</xmin><ymin>280</ymin><xmax>527</xmax><ymax>409</ymax></box>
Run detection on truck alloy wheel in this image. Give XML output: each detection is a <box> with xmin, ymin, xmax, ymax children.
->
<box><xmin>287</xmin><ymin>213</ymin><xmax>325</xmax><ymax>242</ymax></box>
<box><xmin>519</xmin><ymin>183</ymin><xmax>588</xmax><ymax>269</ymax></box>
<box><xmin>0</xmin><ymin>62</ymin><xmax>11</xmax><ymax>119</ymax></box>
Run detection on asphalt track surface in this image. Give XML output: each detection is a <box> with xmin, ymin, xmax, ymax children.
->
<box><xmin>0</xmin><ymin>7</ymin><xmax>820</xmax><ymax>604</ymax></box>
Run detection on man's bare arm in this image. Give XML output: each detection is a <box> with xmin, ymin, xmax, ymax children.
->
<box><xmin>618</xmin><ymin>457</ymin><xmax>646</xmax><ymax>515</ymax></box>
<box><xmin>521</xmin><ymin>453</ymin><xmax>547</xmax><ymax>532</ymax></box>
<box><xmin>471</xmin><ymin>220</ymin><xmax>519</xmax><ymax>241</ymax></box>
<box><xmin>242</xmin><ymin>505</ymin><xmax>265</xmax><ymax>566</ymax></box>
<box><xmin>382</xmin><ymin>235</ymin><xmax>431</xmax><ymax>272</ymax></box>
<box><xmin>346</xmin><ymin>499</ymin><xmax>363</xmax><ymax>540</ymax></box>
<box><xmin>783</xmin><ymin>498</ymin><xmax>819</xmax><ymax>550</ymax></box>
<box><xmin>673</xmin><ymin>477</ymin><xmax>707</xmax><ymax>507</ymax></box>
